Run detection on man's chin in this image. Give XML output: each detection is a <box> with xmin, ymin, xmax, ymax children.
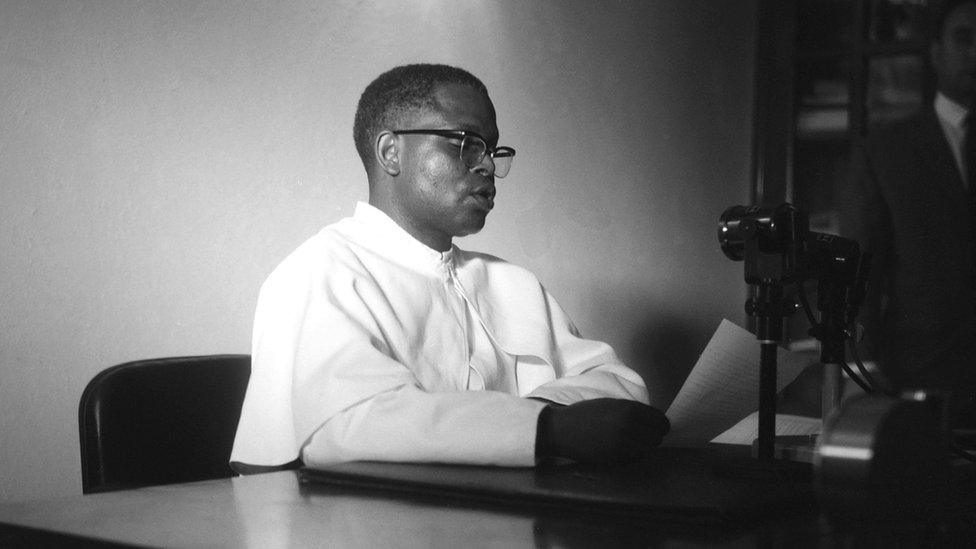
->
<box><xmin>453</xmin><ymin>215</ymin><xmax>488</xmax><ymax>238</ymax></box>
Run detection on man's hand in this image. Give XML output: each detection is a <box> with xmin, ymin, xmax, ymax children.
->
<box><xmin>535</xmin><ymin>398</ymin><xmax>670</xmax><ymax>464</ymax></box>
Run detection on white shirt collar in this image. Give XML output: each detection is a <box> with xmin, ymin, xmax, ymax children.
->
<box><xmin>935</xmin><ymin>92</ymin><xmax>970</xmax><ymax>129</ymax></box>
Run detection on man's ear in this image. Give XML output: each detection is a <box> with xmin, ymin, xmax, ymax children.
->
<box><xmin>376</xmin><ymin>132</ymin><xmax>400</xmax><ymax>176</ymax></box>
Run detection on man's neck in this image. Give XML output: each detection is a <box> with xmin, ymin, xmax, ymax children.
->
<box><xmin>365</xmin><ymin>196</ymin><xmax>452</xmax><ymax>252</ymax></box>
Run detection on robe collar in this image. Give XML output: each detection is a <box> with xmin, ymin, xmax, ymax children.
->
<box><xmin>349</xmin><ymin>202</ymin><xmax>456</xmax><ymax>279</ymax></box>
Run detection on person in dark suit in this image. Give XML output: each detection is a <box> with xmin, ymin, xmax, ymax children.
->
<box><xmin>843</xmin><ymin>0</ymin><xmax>976</xmax><ymax>427</ymax></box>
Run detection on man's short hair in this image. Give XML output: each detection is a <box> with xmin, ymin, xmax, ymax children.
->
<box><xmin>933</xmin><ymin>0</ymin><xmax>976</xmax><ymax>42</ymax></box>
<box><xmin>353</xmin><ymin>64</ymin><xmax>488</xmax><ymax>172</ymax></box>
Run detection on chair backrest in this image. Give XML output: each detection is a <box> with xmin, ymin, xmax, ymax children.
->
<box><xmin>79</xmin><ymin>355</ymin><xmax>251</xmax><ymax>494</ymax></box>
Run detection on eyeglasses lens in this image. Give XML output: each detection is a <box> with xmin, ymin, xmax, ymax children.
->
<box><xmin>491</xmin><ymin>153</ymin><xmax>512</xmax><ymax>178</ymax></box>
<box><xmin>461</xmin><ymin>136</ymin><xmax>512</xmax><ymax>178</ymax></box>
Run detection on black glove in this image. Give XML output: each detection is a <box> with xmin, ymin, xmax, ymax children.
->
<box><xmin>534</xmin><ymin>398</ymin><xmax>670</xmax><ymax>464</ymax></box>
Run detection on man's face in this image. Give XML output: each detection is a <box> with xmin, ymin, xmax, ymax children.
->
<box><xmin>932</xmin><ymin>2</ymin><xmax>976</xmax><ymax>107</ymax></box>
<box><xmin>391</xmin><ymin>83</ymin><xmax>499</xmax><ymax>251</ymax></box>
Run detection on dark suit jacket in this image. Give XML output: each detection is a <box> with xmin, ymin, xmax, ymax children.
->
<box><xmin>843</xmin><ymin>107</ymin><xmax>976</xmax><ymax>418</ymax></box>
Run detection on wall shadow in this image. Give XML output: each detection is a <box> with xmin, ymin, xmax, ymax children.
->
<box><xmin>626</xmin><ymin>313</ymin><xmax>715</xmax><ymax>410</ymax></box>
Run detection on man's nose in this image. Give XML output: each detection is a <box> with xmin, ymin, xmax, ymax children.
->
<box><xmin>471</xmin><ymin>155</ymin><xmax>495</xmax><ymax>177</ymax></box>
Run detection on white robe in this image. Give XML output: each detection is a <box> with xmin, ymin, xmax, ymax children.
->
<box><xmin>231</xmin><ymin>202</ymin><xmax>649</xmax><ymax>468</ymax></box>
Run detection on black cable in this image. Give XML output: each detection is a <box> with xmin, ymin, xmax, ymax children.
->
<box><xmin>792</xmin><ymin>275</ymin><xmax>976</xmax><ymax>466</ymax></box>
<box><xmin>839</xmin><ymin>360</ymin><xmax>874</xmax><ymax>393</ymax></box>
<box><xmin>794</xmin><ymin>280</ymin><xmax>877</xmax><ymax>394</ymax></box>
<box><xmin>845</xmin><ymin>336</ymin><xmax>887</xmax><ymax>394</ymax></box>
<box><xmin>795</xmin><ymin>281</ymin><xmax>817</xmax><ymax>326</ymax></box>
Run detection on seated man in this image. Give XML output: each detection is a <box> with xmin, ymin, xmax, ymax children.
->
<box><xmin>230</xmin><ymin>64</ymin><xmax>668</xmax><ymax>472</ymax></box>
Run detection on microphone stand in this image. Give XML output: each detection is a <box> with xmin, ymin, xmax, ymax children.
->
<box><xmin>741</xmin><ymin>232</ymin><xmax>801</xmax><ymax>464</ymax></box>
<box><xmin>731</xmin><ymin>205</ymin><xmax>808</xmax><ymax>473</ymax></box>
<box><xmin>809</xmin><ymin>238</ymin><xmax>869</xmax><ymax>422</ymax></box>
<box><xmin>717</xmin><ymin>204</ymin><xmax>868</xmax><ymax>479</ymax></box>
<box><xmin>751</xmin><ymin>281</ymin><xmax>788</xmax><ymax>462</ymax></box>
<box><xmin>813</xmin><ymin>273</ymin><xmax>849</xmax><ymax>422</ymax></box>
<box><xmin>719</xmin><ymin>270</ymin><xmax>810</xmax><ymax>479</ymax></box>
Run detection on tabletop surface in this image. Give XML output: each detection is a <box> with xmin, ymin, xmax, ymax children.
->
<box><xmin>0</xmin><ymin>469</ymin><xmax>821</xmax><ymax>548</ymax></box>
<box><xmin>1</xmin><ymin>459</ymin><xmax>974</xmax><ymax>548</ymax></box>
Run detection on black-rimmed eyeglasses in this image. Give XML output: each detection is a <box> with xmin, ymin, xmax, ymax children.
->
<box><xmin>393</xmin><ymin>129</ymin><xmax>516</xmax><ymax>178</ymax></box>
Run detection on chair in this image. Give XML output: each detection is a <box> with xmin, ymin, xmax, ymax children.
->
<box><xmin>78</xmin><ymin>354</ymin><xmax>251</xmax><ymax>494</ymax></box>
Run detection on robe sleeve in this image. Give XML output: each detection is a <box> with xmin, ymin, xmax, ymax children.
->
<box><xmin>520</xmin><ymin>287</ymin><xmax>650</xmax><ymax>406</ymax></box>
<box><xmin>302</xmin><ymin>385</ymin><xmax>545</xmax><ymax>467</ymax></box>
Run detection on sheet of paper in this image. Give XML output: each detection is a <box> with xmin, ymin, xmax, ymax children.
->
<box><xmin>663</xmin><ymin>319</ymin><xmax>817</xmax><ymax>447</ymax></box>
<box><xmin>710</xmin><ymin>412</ymin><xmax>821</xmax><ymax>445</ymax></box>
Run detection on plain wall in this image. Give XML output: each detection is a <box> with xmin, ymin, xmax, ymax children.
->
<box><xmin>0</xmin><ymin>0</ymin><xmax>755</xmax><ymax>503</ymax></box>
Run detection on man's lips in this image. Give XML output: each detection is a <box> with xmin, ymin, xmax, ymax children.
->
<box><xmin>470</xmin><ymin>186</ymin><xmax>495</xmax><ymax>210</ymax></box>
<box><xmin>470</xmin><ymin>192</ymin><xmax>494</xmax><ymax>210</ymax></box>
